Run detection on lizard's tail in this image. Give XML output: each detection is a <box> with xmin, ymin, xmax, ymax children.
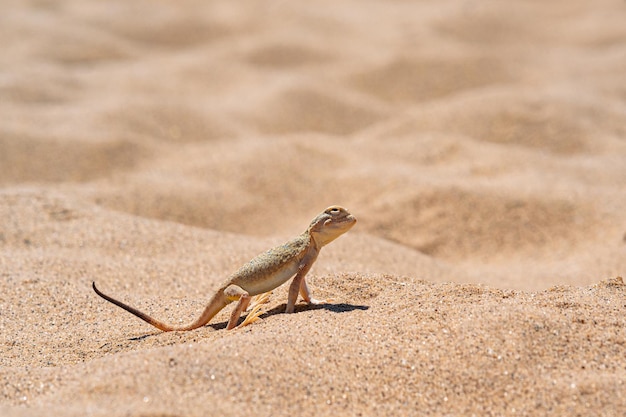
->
<box><xmin>92</xmin><ymin>282</ymin><xmax>227</xmax><ymax>332</ymax></box>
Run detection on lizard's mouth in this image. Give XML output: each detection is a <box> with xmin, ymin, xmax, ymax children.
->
<box><xmin>344</xmin><ymin>215</ymin><xmax>357</xmax><ymax>226</ymax></box>
<box><xmin>332</xmin><ymin>215</ymin><xmax>357</xmax><ymax>229</ymax></box>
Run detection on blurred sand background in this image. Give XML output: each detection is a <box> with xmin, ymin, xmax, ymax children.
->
<box><xmin>1</xmin><ymin>0</ymin><xmax>625</xmax><ymax>416</ymax></box>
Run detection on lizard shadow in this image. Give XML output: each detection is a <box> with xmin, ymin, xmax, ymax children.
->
<box><xmin>252</xmin><ymin>301</ymin><xmax>369</xmax><ymax>319</ymax></box>
<box><xmin>206</xmin><ymin>302</ymin><xmax>369</xmax><ymax>331</ymax></box>
<box><xmin>128</xmin><ymin>303</ymin><xmax>369</xmax><ymax>338</ymax></box>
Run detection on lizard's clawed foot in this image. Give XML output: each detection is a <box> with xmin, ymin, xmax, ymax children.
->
<box><xmin>238</xmin><ymin>291</ymin><xmax>272</xmax><ymax>328</ymax></box>
<box><xmin>248</xmin><ymin>291</ymin><xmax>272</xmax><ymax>310</ymax></box>
<box><xmin>285</xmin><ymin>297</ymin><xmax>333</xmax><ymax>314</ymax></box>
<box><xmin>308</xmin><ymin>297</ymin><xmax>333</xmax><ymax>305</ymax></box>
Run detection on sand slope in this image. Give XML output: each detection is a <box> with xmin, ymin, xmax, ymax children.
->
<box><xmin>1</xmin><ymin>0</ymin><xmax>625</xmax><ymax>416</ymax></box>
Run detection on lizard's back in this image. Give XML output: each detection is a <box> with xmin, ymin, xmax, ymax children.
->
<box><xmin>227</xmin><ymin>233</ymin><xmax>310</xmax><ymax>295</ymax></box>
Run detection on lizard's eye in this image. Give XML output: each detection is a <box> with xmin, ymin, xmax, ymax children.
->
<box><xmin>329</xmin><ymin>207</ymin><xmax>340</xmax><ymax>214</ymax></box>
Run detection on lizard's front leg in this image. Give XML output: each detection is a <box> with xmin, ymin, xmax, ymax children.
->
<box><xmin>286</xmin><ymin>260</ymin><xmax>315</xmax><ymax>313</ymax></box>
<box><xmin>285</xmin><ymin>253</ymin><xmax>317</xmax><ymax>313</ymax></box>
<box><xmin>299</xmin><ymin>276</ymin><xmax>327</xmax><ymax>306</ymax></box>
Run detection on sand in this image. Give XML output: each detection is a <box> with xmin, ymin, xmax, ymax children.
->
<box><xmin>1</xmin><ymin>0</ymin><xmax>625</xmax><ymax>416</ymax></box>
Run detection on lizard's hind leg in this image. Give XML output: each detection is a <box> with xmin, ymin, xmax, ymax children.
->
<box><xmin>248</xmin><ymin>291</ymin><xmax>271</xmax><ymax>311</ymax></box>
<box><xmin>239</xmin><ymin>291</ymin><xmax>272</xmax><ymax>328</ymax></box>
<box><xmin>224</xmin><ymin>285</ymin><xmax>251</xmax><ymax>330</ymax></box>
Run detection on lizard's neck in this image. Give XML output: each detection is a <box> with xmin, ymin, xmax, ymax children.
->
<box><xmin>305</xmin><ymin>230</ymin><xmax>323</xmax><ymax>252</ymax></box>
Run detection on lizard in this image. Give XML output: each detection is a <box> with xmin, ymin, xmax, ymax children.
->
<box><xmin>92</xmin><ymin>205</ymin><xmax>356</xmax><ymax>332</ymax></box>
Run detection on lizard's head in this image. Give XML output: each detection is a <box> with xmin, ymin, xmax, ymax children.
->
<box><xmin>308</xmin><ymin>206</ymin><xmax>356</xmax><ymax>246</ymax></box>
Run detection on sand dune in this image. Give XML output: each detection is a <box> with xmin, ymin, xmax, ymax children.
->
<box><xmin>1</xmin><ymin>0</ymin><xmax>625</xmax><ymax>416</ymax></box>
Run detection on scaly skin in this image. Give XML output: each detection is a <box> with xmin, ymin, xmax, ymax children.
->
<box><xmin>92</xmin><ymin>206</ymin><xmax>356</xmax><ymax>331</ymax></box>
